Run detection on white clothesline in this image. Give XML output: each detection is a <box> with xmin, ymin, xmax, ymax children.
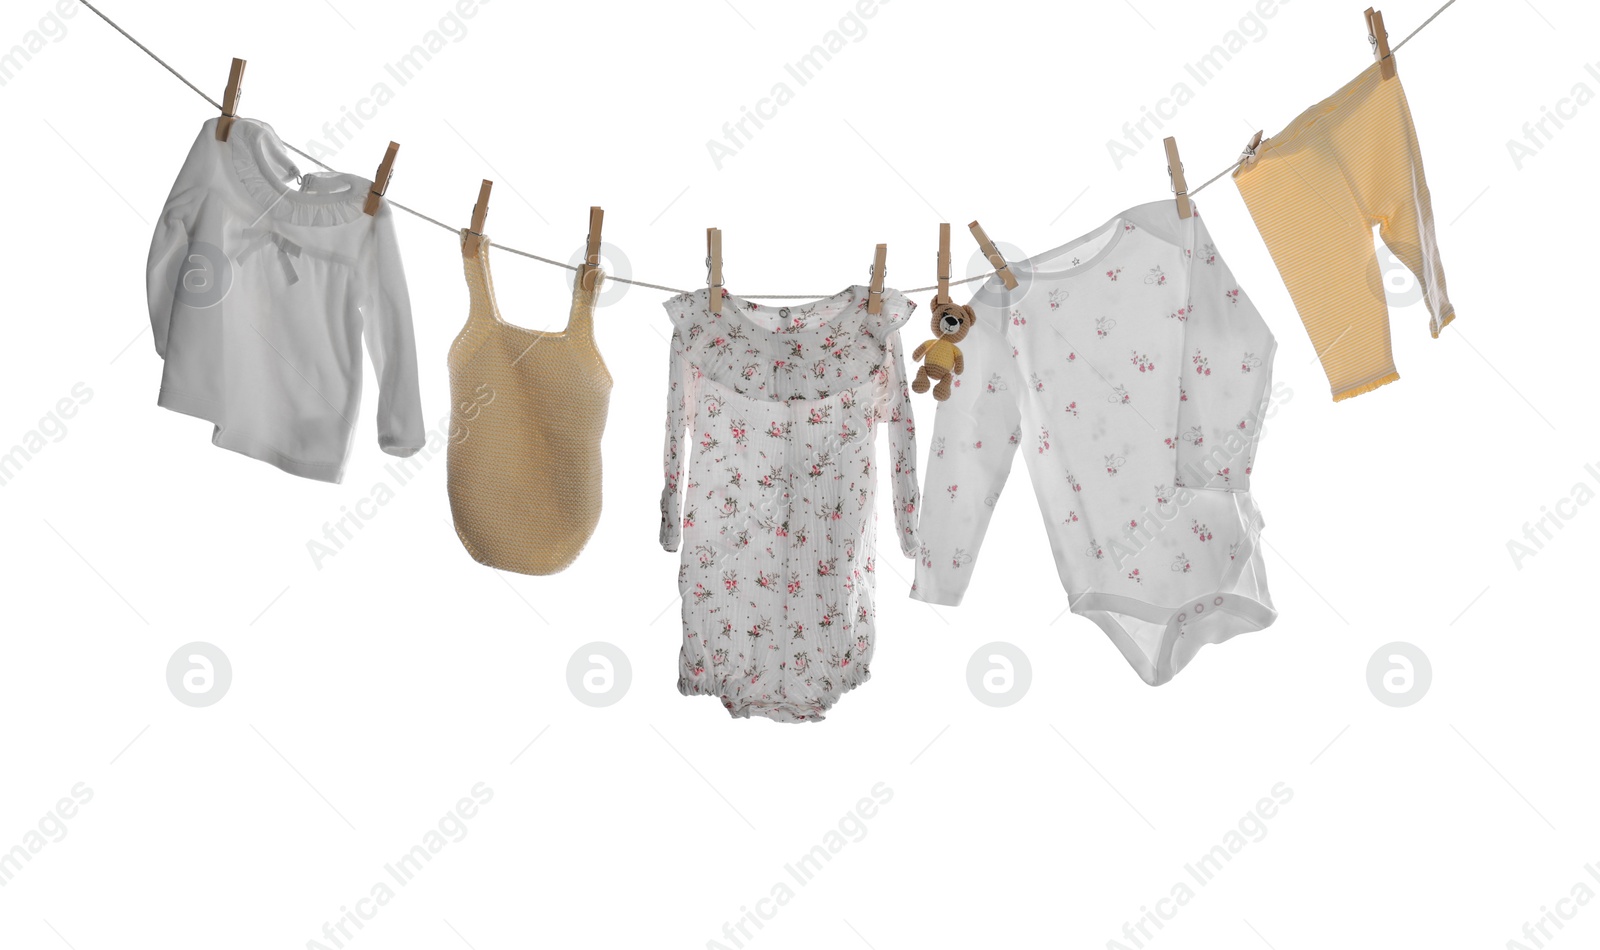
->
<box><xmin>76</xmin><ymin>0</ymin><xmax>1457</xmax><ymax>301</ymax></box>
<box><xmin>1187</xmin><ymin>0</ymin><xmax>1457</xmax><ymax>200</ymax></box>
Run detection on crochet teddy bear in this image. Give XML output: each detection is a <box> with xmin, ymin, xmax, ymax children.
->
<box><xmin>911</xmin><ymin>300</ymin><xmax>977</xmax><ymax>401</ymax></box>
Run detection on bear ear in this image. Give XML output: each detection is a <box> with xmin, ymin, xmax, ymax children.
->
<box><xmin>962</xmin><ymin>308</ymin><xmax>977</xmax><ymax>327</ymax></box>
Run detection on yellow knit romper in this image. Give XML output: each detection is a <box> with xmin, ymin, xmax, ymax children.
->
<box><xmin>447</xmin><ymin>231</ymin><xmax>613</xmax><ymax>575</ymax></box>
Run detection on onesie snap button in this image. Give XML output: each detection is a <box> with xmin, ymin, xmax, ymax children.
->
<box><xmin>1214</xmin><ymin>596</ymin><xmax>1224</xmax><ymax>606</ymax></box>
<box><xmin>1194</xmin><ymin>603</ymin><xmax>1204</xmax><ymax>613</ymax></box>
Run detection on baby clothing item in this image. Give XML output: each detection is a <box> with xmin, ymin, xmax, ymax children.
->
<box><xmin>912</xmin><ymin>201</ymin><xmax>1277</xmax><ymax>686</ymax></box>
<box><xmin>1233</xmin><ymin>60</ymin><xmax>1456</xmax><ymax>402</ymax></box>
<box><xmin>660</xmin><ymin>286</ymin><xmax>920</xmax><ymax>722</ymax></box>
<box><xmin>147</xmin><ymin>118</ymin><xmax>423</xmax><ymax>481</ymax></box>
<box><xmin>446</xmin><ymin>234</ymin><xmax>613</xmax><ymax>575</ymax></box>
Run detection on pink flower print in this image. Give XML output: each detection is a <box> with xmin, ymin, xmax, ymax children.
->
<box><xmin>786</xmin><ymin>574</ymin><xmax>803</xmax><ymax>595</ymax></box>
<box><xmin>1229</xmin><ymin>541</ymin><xmax>1240</xmax><ymax>561</ymax></box>
<box><xmin>729</xmin><ymin>420</ymin><xmax>748</xmax><ymax>445</ymax></box>
<box><xmin>1011</xmin><ymin>309</ymin><xmax>1026</xmax><ymax>326</ymax></box>
<box><xmin>1125</xmin><ymin>223</ymin><xmax>1137</xmax><ymax>233</ymax></box>
<box><xmin>952</xmin><ymin>550</ymin><xmax>973</xmax><ymax>569</ymax></box>
<box><xmin>1067</xmin><ymin>351</ymin><xmax>1077</xmax><ymax>362</ymax></box>
<box><xmin>1225</xmin><ymin>288</ymin><xmax>1240</xmax><ymax>305</ymax></box>
<box><xmin>1085</xmin><ymin>539</ymin><xmax>1105</xmax><ymax>559</ymax></box>
<box><xmin>1106</xmin><ymin>267</ymin><xmax>1123</xmax><ymax>281</ymax></box>
<box><xmin>699</xmin><ymin>432</ymin><xmax>719</xmax><ymax>450</ymax></box>
<box><xmin>1168</xmin><ymin>305</ymin><xmax>1190</xmax><ymax>322</ymax></box>
<box><xmin>1096</xmin><ymin>316</ymin><xmax>1116</xmax><ymax>338</ymax></box>
<box><xmin>1009</xmin><ymin>426</ymin><xmax>1022</xmax><ymax>446</ymax></box>
<box><xmin>1145</xmin><ymin>265</ymin><xmax>1167</xmax><ymax>286</ymax></box>
<box><xmin>1179</xmin><ymin>384</ymin><xmax>1189</xmax><ymax>402</ymax></box>
<box><xmin>1030</xmin><ymin>373</ymin><xmax>1046</xmax><ymax>392</ymax></box>
<box><xmin>757</xmin><ymin>570</ymin><xmax>776</xmax><ymax>589</ymax></box>
<box><xmin>1130</xmin><ymin>351</ymin><xmax>1155</xmax><ymax>373</ymax></box>
<box><xmin>1192</xmin><ymin>349</ymin><xmax>1211</xmax><ymax>376</ymax></box>
<box><xmin>1240</xmin><ymin>352</ymin><xmax>1262</xmax><ymax>373</ymax></box>
<box><xmin>1109</xmin><ymin>385</ymin><xmax>1132</xmax><ymax>405</ymax></box>
<box><xmin>806</xmin><ymin>406</ymin><xmax>829</xmax><ymax>425</ymax></box>
<box><xmin>1066</xmin><ymin>471</ymin><xmax>1082</xmax><ymax>492</ymax></box>
<box><xmin>691</xmin><ymin>582</ymin><xmax>712</xmax><ymax>603</ymax></box>
<box><xmin>817</xmin><ymin>558</ymin><xmax>836</xmax><ymax>577</ymax></box>
<box><xmin>1064</xmin><ymin>510</ymin><xmax>1080</xmax><ymax>524</ymax></box>
<box><xmin>721</xmin><ymin>571</ymin><xmax>740</xmax><ymax>593</ymax></box>
<box><xmin>947</xmin><ymin>484</ymin><xmax>959</xmax><ymax>500</ymax></box>
<box><xmin>812</xmin><ymin>360</ymin><xmax>829</xmax><ymax>379</ymax></box>
<box><xmin>747</xmin><ymin>619</ymin><xmax>772</xmax><ymax>641</ymax></box>
<box><xmin>711</xmin><ymin>648</ymin><xmax>729</xmax><ymax>666</ymax></box>
<box><xmin>1127</xmin><ymin>569</ymin><xmax>1142</xmax><ymax>584</ymax></box>
<box><xmin>974</xmin><ymin>440</ymin><xmax>983</xmax><ymax>449</ymax></box>
<box><xmin>1172</xmin><ymin>553</ymin><xmax>1192</xmax><ymax>573</ymax></box>
<box><xmin>1182</xmin><ymin>425</ymin><xmax>1204</xmax><ymax>447</ymax></box>
<box><xmin>683</xmin><ymin>509</ymin><xmax>697</xmax><ymax>529</ymax></box>
<box><xmin>856</xmin><ymin>635</ymin><xmax>869</xmax><ymax>653</ymax></box>
<box><xmin>791</xmin><ymin>651</ymin><xmax>809</xmax><ymax>672</ymax></box>
<box><xmin>1237</xmin><ymin>419</ymin><xmax>1248</xmax><ymax>430</ymax></box>
<box><xmin>1049</xmin><ymin>289</ymin><xmax>1068</xmax><ymax>310</ymax></box>
<box><xmin>933</xmin><ymin>436</ymin><xmax>947</xmax><ymax>459</ymax></box>
<box><xmin>740</xmin><ymin>363</ymin><xmax>759</xmax><ymax>380</ymax></box>
<box><xmin>1191</xmin><ymin>519</ymin><xmax>1214</xmax><ymax>542</ymax></box>
<box><xmin>1201</xmin><ymin>243</ymin><xmax>1218</xmax><ymax>265</ymax></box>
<box><xmin>1038</xmin><ymin>427</ymin><xmax>1051</xmax><ymax>454</ymax></box>
<box><xmin>1154</xmin><ymin>484</ymin><xmax>1171</xmax><ymax>505</ymax></box>
<box><xmin>1104</xmin><ymin>453</ymin><xmax>1125</xmax><ymax>476</ymax></box>
<box><xmin>689</xmin><ymin>660</ymin><xmax>706</xmax><ymax>676</ymax></box>
<box><xmin>987</xmin><ymin>373</ymin><xmax>1009</xmax><ymax>394</ymax></box>
<box><xmin>1065</xmin><ymin>401</ymin><xmax>1079</xmax><ymax>417</ymax></box>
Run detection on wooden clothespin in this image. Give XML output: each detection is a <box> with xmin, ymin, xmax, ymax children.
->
<box><xmin>934</xmin><ymin>223</ymin><xmax>952</xmax><ymax>307</ymax></box>
<box><xmin>1364</xmin><ymin>8</ymin><xmax>1396</xmax><ymax>80</ymax></box>
<box><xmin>462</xmin><ymin>179</ymin><xmax>492</xmax><ymax>257</ymax></box>
<box><xmin>577</xmin><ymin>207</ymin><xmax>605</xmax><ymax>292</ymax></box>
<box><xmin>867</xmin><ymin>244</ymin><xmax>888</xmax><ymax>315</ymax></box>
<box><xmin>364</xmin><ymin>142</ymin><xmax>399</xmax><ymax>216</ymax></box>
<box><xmin>707</xmin><ymin>228</ymin><xmax>724</xmax><ymax>314</ymax></box>
<box><xmin>216</xmin><ymin>58</ymin><xmax>246</xmax><ymax>142</ymax></box>
<box><xmin>968</xmin><ymin>221</ymin><xmax>1019</xmax><ymax>290</ymax></box>
<box><xmin>1164</xmin><ymin>137</ymin><xmax>1191</xmax><ymax>219</ymax></box>
<box><xmin>1241</xmin><ymin>130</ymin><xmax>1264</xmax><ymax>167</ymax></box>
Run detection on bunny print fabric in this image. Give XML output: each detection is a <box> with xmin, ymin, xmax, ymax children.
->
<box><xmin>912</xmin><ymin>201</ymin><xmax>1279</xmax><ymax>686</ymax></box>
<box><xmin>659</xmin><ymin>286</ymin><xmax>920</xmax><ymax>722</ymax></box>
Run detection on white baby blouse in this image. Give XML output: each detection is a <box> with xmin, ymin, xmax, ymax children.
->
<box><xmin>912</xmin><ymin>201</ymin><xmax>1278</xmax><ymax>685</ymax></box>
<box><xmin>146</xmin><ymin>118</ymin><xmax>424</xmax><ymax>482</ymax></box>
<box><xmin>660</xmin><ymin>287</ymin><xmax>920</xmax><ymax>722</ymax></box>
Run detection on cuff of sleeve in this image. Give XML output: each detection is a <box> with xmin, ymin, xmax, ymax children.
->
<box><xmin>380</xmin><ymin>438</ymin><xmax>424</xmax><ymax>458</ymax></box>
<box><xmin>910</xmin><ymin>569</ymin><xmax>967</xmax><ymax>607</ymax></box>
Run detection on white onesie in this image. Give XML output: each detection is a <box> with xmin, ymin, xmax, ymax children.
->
<box><xmin>912</xmin><ymin>201</ymin><xmax>1277</xmax><ymax>685</ymax></box>
<box><xmin>147</xmin><ymin>118</ymin><xmax>424</xmax><ymax>482</ymax></box>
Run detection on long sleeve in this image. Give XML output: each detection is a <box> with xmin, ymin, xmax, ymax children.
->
<box><xmin>910</xmin><ymin>301</ymin><xmax>1023</xmax><ymax>606</ymax></box>
<box><xmin>880</xmin><ymin>332</ymin><xmax>920</xmax><ymax>557</ymax></box>
<box><xmin>1176</xmin><ymin>212</ymin><xmax>1277</xmax><ymax>493</ymax></box>
<box><xmin>660</xmin><ymin>330</ymin><xmax>695</xmax><ymax>552</ymax></box>
<box><xmin>145</xmin><ymin>126</ymin><xmax>215</xmax><ymax>359</ymax></box>
<box><xmin>361</xmin><ymin>204</ymin><xmax>425</xmax><ymax>457</ymax></box>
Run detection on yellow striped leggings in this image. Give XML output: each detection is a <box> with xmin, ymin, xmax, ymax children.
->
<box><xmin>1234</xmin><ymin>61</ymin><xmax>1455</xmax><ymax>402</ymax></box>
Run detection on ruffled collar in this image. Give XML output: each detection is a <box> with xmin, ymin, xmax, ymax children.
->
<box><xmin>227</xmin><ymin>119</ymin><xmax>369</xmax><ymax>228</ymax></box>
<box><xmin>669</xmin><ymin>285</ymin><xmax>916</xmax><ymax>343</ymax></box>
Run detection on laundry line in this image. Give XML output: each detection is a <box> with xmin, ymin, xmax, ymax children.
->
<box><xmin>1186</xmin><ymin>0</ymin><xmax>1458</xmax><ymax>199</ymax></box>
<box><xmin>76</xmin><ymin>0</ymin><xmax>1456</xmax><ymax>300</ymax></box>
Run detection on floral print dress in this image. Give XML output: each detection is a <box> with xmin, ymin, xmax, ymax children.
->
<box><xmin>659</xmin><ymin>286</ymin><xmax>920</xmax><ymax>722</ymax></box>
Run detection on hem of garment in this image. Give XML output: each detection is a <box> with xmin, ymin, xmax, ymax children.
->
<box><xmin>157</xmin><ymin>388</ymin><xmax>347</xmax><ymax>483</ymax></box>
<box><xmin>1331</xmin><ymin>370</ymin><xmax>1401</xmax><ymax>403</ymax></box>
<box><xmin>379</xmin><ymin>438</ymin><xmax>423</xmax><ymax>458</ymax></box>
<box><xmin>1430</xmin><ymin>308</ymin><xmax>1456</xmax><ymax>339</ymax></box>
<box><xmin>678</xmin><ymin>672</ymin><xmax>866</xmax><ymax>724</ymax></box>
<box><xmin>1071</xmin><ymin>589</ymin><xmax>1277</xmax><ymax>687</ymax></box>
<box><xmin>908</xmin><ymin>577</ymin><xmax>964</xmax><ymax>607</ymax></box>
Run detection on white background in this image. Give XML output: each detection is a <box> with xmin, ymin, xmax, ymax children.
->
<box><xmin>0</xmin><ymin>0</ymin><xmax>1594</xmax><ymax>947</ymax></box>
